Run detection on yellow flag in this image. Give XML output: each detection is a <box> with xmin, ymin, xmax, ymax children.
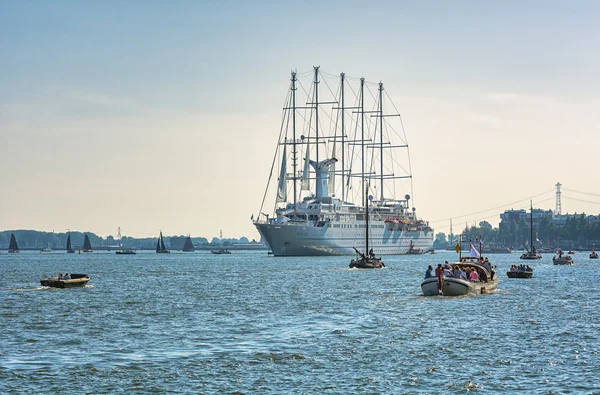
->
<box><xmin>455</xmin><ymin>243</ymin><xmax>460</xmax><ymax>253</ymax></box>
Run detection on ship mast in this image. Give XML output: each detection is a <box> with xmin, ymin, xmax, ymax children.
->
<box><xmin>291</xmin><ymin>71</ymin><xmax>298</xmax><ymax>209</ymax></box>
<box><xmin>360</xmin><ymin>77</ymin><xmax>365</xmax><ymax>207</ymax></box>
<box><xmin>365</xmin><ymin>182</ymin><xmax>369</xmax><ymax>254</ymax></box>
<box><xmin>379</xmin><ymin>82</ymin><xmax>384</xmax><ymax>202</ymax></box>
<box><xmin>341</xmin><ymin>73</ymin><xmax>346</xmax><ymax>203</ymax></box>
<box><xmin>314</xmin><ymin>66</ymin><xmax>320</xmax><ymax>166</ymax></box>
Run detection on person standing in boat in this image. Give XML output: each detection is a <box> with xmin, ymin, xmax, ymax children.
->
<box><xmin>435</xmin><ymin>264</ymin><xmax>443</xmax><ymax>292</ymax></box>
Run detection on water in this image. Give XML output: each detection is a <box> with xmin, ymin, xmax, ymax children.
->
<box><xmin>1</xmin><ymin>250</ymin><xmax>599</xmax><ymax>393</ymax></box>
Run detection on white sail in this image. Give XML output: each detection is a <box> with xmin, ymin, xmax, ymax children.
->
<box><xmin>276</xmin><ymin>144</ymin><xmax>287</xmax><ymax>202</ymax></box>
<box><xmin>301</xmin><ymin>144</ymin><xmax>310</xmax><ymax>190</ymax></box>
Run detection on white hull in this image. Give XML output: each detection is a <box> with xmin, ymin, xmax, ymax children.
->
<box><xmin>421</xmin><ymin>276</ymin><xmax>499</xmax><ymax>296</ymax></box>
<box><xmin>256</xmin><ymin>221</ymin><xmax>433</xmax><ymax>256</ymax></box>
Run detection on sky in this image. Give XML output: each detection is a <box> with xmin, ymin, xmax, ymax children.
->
<box><xmin>1</xmin><ymin>0</ymin><xmax>600</xmax><ymax>239</ymax></box>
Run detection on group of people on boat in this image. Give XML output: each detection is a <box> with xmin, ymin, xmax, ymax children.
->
<box><xmin>57</xmin><ymin>273</ymin><xmax>71</xmax><ymax>280</ymax></box>
<box><xmin>425</xmin><ymin>259</ymin><xmax>494</xmax><ymax>283</ymax></box>
<box><xmin>509</xmin><ymin>264</ymin><xmax>532</xmax><ymax>272</ymax></box>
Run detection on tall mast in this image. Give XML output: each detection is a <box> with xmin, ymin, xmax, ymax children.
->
<box><xmin>291</xmin><ymin>71</ymin><xmax>297</xmax><ymax>209</ymax></box>
<box><xmin>365</xmin><ymin>182</ymin><xmax>369</xmax><ymax>254</ymax></box>
<box><xmin>341</xmin><ymin>72</ymin><xmax>346</xmax><ymax>203</ymax></box>
<box><xmin>314</xmin><ymin>66</ymin><xmax>320</xmax><ymax>165</ymax></box>
<box><xmin>360</xmin><ymin>77</ymin><xmax>365</xmax><ymax>207</ymax></box>
<box><xmin>379</xmin><ymin>82</ymin><xmax>384</xmax><ymax>201</ymax></box>
<box><xmin>530</xmin><ymin>200</ymin><xmax>533</xmax><ymax>248</ymax></box>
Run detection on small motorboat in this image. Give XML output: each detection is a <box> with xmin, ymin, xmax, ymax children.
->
<box><xmin>553</xmin><ymin>250</ymin><xmax>573</xmax><ymax>265</ymax></box>
<box><xmin>590</xmin><ymin>244</ymin><xmax>598</xmax><ymax>259</ymax></box>
<box><xmin>567</xmin><ymin>250</ymin><xmax>576</xmax><ymax>255</ymax></box>
<box><xmin>507</xmin><ymin>265</ymin><xmax>533</xmax><ymax>278</ymax></box>
<box><xmin>40</xmin><ymin>274</ymin><xmax>90</xmax><ymax>288</ymax></box>
<box><xmin>116</xmin><ymin>249</ymin><xmax>136</xmax><ymax>255</ymax></box>
<box><xmin>40</xmin><ymin>248</ymin><xmax>52</xmax><ymax>253</ymax></box>
<box><xmin>211</xmin><ymin>249</ymin><xmax>231</xmax><ymax>254</ymax></box>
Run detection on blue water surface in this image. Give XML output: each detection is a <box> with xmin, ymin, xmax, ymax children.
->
<box><xmin>1</xmin><ymin>250</ymin><xmax>599</xmax><ymax>394</ymax></box>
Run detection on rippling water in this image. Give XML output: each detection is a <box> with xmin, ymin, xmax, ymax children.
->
<box><xmin>1</xmin><ymin>250</ymin><xmax>599</xmax><ymax>393</ymax></box>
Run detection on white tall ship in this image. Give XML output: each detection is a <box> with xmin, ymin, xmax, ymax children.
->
<box><xmin>254</xmin><ymin>67</ymin><xmax>433</xmax><ymax>256</ymax></box>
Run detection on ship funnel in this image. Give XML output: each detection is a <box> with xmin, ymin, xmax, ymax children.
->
<box><xmin>309</xmin><ymin>158</ymin><xmax>338</xmax><ymax>199</ymax></box>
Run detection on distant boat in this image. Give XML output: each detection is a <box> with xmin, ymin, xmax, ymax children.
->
<box><xmin>553</xmin><ymin>249</ymin><xmax>573</xmax><ymax>265</ymax></box>
<box><xmin>520</xmin><ymin>201</ymin><xmax>541</xmax><ymax>260</ymax></box>
<box><xmin>40</xmin><ymin>248</ymin><xmax>52</xmax><ymax>253</ymax></box>
<box><xmin>349</xmin><ymin>183</ymin><xmax>384</xmax><ymax>269</ymax></box>
<box><xmin>211</xmin><ymin>249</ymin><xmax>231</xmax><ymax>254</ymax></box>
<box><xmin>41</xmin><ymin>273</ymin><xmax>90</xmax><ymax>288</ymax></box>
<box><xmin>182</xmin><ymin>236</ymin><xmax>194</xmax><ymax>252</ymax></box>
<box><xmin>66</xmin><ymin>233</ymin><xmax>75</xmax><ymax>253</ymax></box>
<box><xmin>156</xmin><ymin>231</ymin><xmax>170</xmax><ymax>254</ymax></box>
<box><xmin>8</xmin><ymin>233</ymin><xmax>20</xmax><ymax>253</ymax></box>
<box><xmin>82</xmin><ymin>233</ymin><xmax>93</xmax><ymax>253</ymax></box>
<box><xmin>116</xmin><ymin>249</ymin><xmax>136</xmax><ymax>255</ymax></box>
<box><xmin>590</xmin><ymin>244</ymin><xmax>598</xmax><ymax>259</ymax></box>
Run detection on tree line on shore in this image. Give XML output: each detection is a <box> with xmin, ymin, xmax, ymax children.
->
<box><xmin>0</xmin><ymin>230</ymin><xmax>261</xmax><ymax>250</ymax></box>
<box><xmin>434</xmin><ymin>215</ymin><xmax>600</xmax><ymax>250</ymax></box>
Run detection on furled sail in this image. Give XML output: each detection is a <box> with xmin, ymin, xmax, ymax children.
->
<box><xmin>276</xmin><ymin>144</ymin><xmax>287</xmax><ymax>202</ymax></box>
<box><xmin>328</xmin><ymin>140</ymin><xmax>336</xmax><ymax>192</ymax></box>
<box><xmin>301</xmin><ymin>144</ymin><xmax>310</xmax><ymax>190</ymax></box>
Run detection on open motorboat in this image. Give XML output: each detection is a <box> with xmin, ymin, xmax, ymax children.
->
<box><xmin>421</xmin><ymin>257</ymin><xmax>498</xmax><ymax>296</ymax></box>
<box><xmin>507</xmin><ymin>264</ymin><xmax>533</xmax><ymax>278</ymax></box>
<box><xmin>590</xmin><ymin>244</ymin><xmax>598</xmax><ymax>259</ymax></box>
<box><xmin>116</xmin><ymin>249</ymin><xmax>136</xmax><ymax>255</ymax></box>
<box><xmin>567</xmin><ymin>250</ymin><xmax>576</xmax><ymax>255</ymax></box>
<box><xmin>40</xmin><ymin>274</ymin><xmax>90</xmax><ymax>288</ymax></box>
<box><xmin>553</xmin><ymin>249</ymin><xmax>573</xmax><ymax>265</ymax></box>
<box><xmin>211</xmin><ymin>249</ymin><xmax>231</xmax><ymax>254</ymax></box>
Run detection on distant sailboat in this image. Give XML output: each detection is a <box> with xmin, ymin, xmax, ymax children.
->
<box><xmin>182</xmin><ymin>236</ymin><xmax>194</xmax><ymax>252</ymax></box>
<box><xmin>83</xmin><ymin>233</ymin><xmax>93</xmax><ymax>253</ymax></box>
<box><xmin>8</xmin><ymin>233</ymin><xmax>20</xmax><ymax>253</ymax></box>
<box><xmin>66</xmin><ymin>233</ymin><xmax>75</xmax><ymax>253</ymax></box>
<box><xmin>156</xmin><ymin>231</ymin><xmax>170</xmax><ymax>254</ymax></box>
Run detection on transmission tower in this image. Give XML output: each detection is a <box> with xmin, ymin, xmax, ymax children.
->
<box><xmin>555</xmin><ymin>182</ymin><xmax>562</xmax><ymax>215</ymax></box>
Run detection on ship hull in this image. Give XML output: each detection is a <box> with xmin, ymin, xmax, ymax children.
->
<box><xmin>255</xmin><ymin>221</ymin><xmax>433</xmax><ymax>257</ymax></box>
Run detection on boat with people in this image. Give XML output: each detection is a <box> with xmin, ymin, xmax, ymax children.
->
<box><xmin>568</xmin><ymin>250</ymin><xmax>576</xmax><ymax>255</ymax></box>
<box><xmin>421</xmin><ymin>237</ymin><xmax>498</xmax><ymax>296</ymax></box>
<box><xmin>507</xmin><ymin>264</ymin><xmax>533</xmax><ymax>278</ymax></box>
<box><xmin>66</xmin><ymin>232</ymin><xmax>75</xmax><ymax>253</ymax></box>
<box><xmin>211</xmin><ymin>249</ymin><xmax>231</xmax><ymax>254</ymax></box>
<box><xmin>253</xmin><ymin>68</ymin><xmax>433</xmax><ymax>256</ymax></box>
<box><xmin>553</xmin><ymin>249</ymin><xmax>573</xmax><ymax>265</ymax></box>
<box><xmin>520</xmin><ymin>201</ymin><xmax>542</xmax><ymax>260</ymax></box>
<box><xmin>8</xmin><ymin>233</ymin><xmax>20</xmax><ymax>253</ymax></box>
<box><xmin>590</xmin><ymin>244</ymin><xmax>598</xmax><ymax>259</ymax></box>
<box><xmin>40</xmin><ymin>273</ymin><xmax>90</xmax><ymax>288</ymax></box>
<box><xmin>116</xmin><ymin>249</ymin><xmax>136</xmax><ymax>255</ymax></box>
<box><xmin>406</xmin><ymin>240</ymin><xmax>425</xmax><ymax>255</ymax></box>
<box><xmin>156</xmin><ymin>231</ymin><xmax>170</xmax><ymax>254</ymax></box>
<box><xmin>349</xmin><ymin>183</ymin><xmax>384</xmax><ymax>269</ymax></box>
<box><xmin>40</xmin><ymin>248</ymin><xmax>52</xmax><ymax>253</ymax></box>
<box><xmin>82</xmin><ymin>233</ymin><xmax>93</xmax><ymax>253</ymax></box>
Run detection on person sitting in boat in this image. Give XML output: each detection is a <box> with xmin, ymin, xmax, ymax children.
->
<box><xmin>443</xmin><ymin>265</ymin><xmax>453</xmax><ymax>277</ymax></box>
<box><xmin>453</xmin><ymin>266</ymin><xmax>465</xmax><ymax>280</ymax></box>
<box><xmin>425</xmin><ymin>265</ymin><xmax>433</xmax><ymax>279</ymax></box>
<box><xmin>469</xmin><ymin>269</ymin><xmax>480</xmax><ymax>282</ymax></box>
<box><xmin>369</xmin><ymin>248</ymin><xmax>375</xmax><ymax>259</ymax></box>
<box><xmin>58</xmin><ymin>273</ymin><xmax>63</xmax><ymax>280</ymax></box>
<box><xmin>63</xmin><ymin>273</ymin><xmax>71</xmax><ymax>280</ymax></box>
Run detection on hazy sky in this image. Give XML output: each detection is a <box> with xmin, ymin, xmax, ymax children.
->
<box><xmin>2</xmin><ymin>1</ymin><xmax>600</xmax><ymax>239</ymax></box>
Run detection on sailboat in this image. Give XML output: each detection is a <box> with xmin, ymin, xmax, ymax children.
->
<box><xmin>8</xmin><ymin>233</ymin><xmax>20</xmax><ymax>253</ymax></box>
<box><xmin>253</xmin><ymin>68</ymin><xmax>433</xmax><ymax>257</ymax></box>
<box><xmin>520</xmin><ymin>201</ymin><xmax>541</xmax><ymax>260</ymax></box>
<box><xmin>156</xmin><ymin>231</ymin><xmax>170</xmax><ymax>254</ymax></box>
<box><xmin>182</xmin><ymin>236</ymin><xmax>194</xmax><ymax>252</ymax></box>
<box><xmin>82</xmin><ymin>233</ymin><xmax>93</xmax><ymax>252</ymax></box>
<box><xmin>66</xmin><ymin>233</ymin><xmax>75</xmax><ymax>253</ymax></box>
<box><xmin>590</xmin><ymin>244</ymin><xmax>598</xmax><ymax>259</ymax></box>
<box><xmin>349</xmin><ymin>184</ymin><xmax>384</xmax><ymax>269</ymax></box>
